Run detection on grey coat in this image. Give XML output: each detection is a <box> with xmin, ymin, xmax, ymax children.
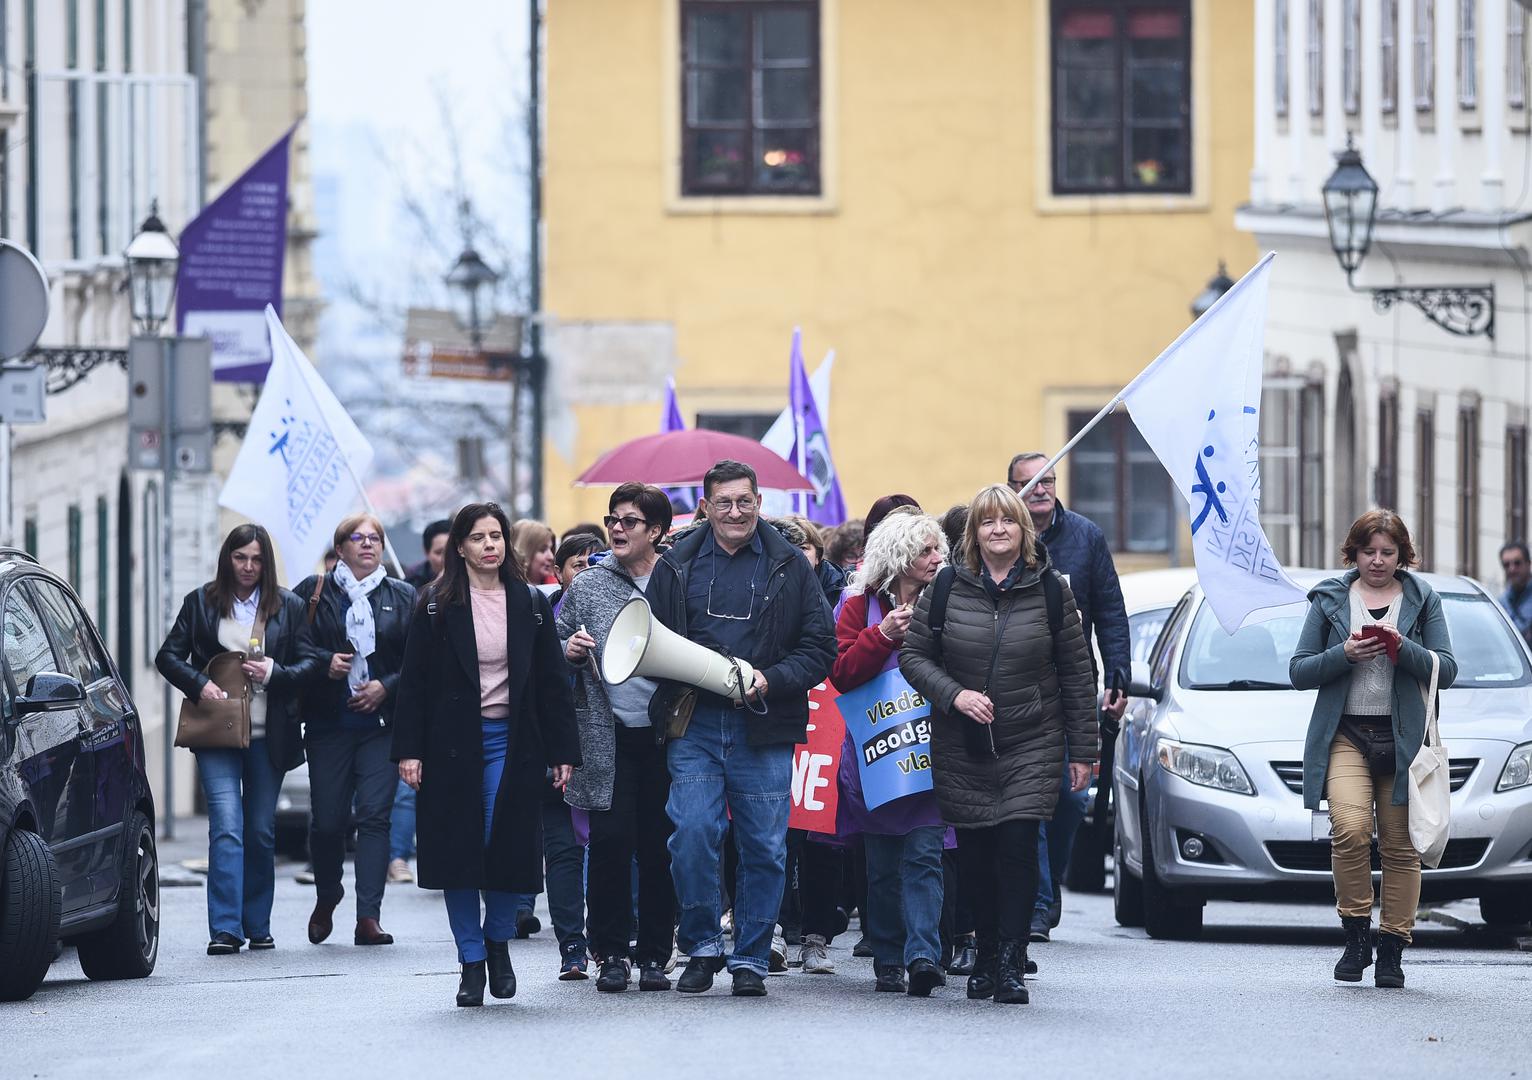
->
<box><xmin>1290</xmin><ymin>570</ymin><xmax>1457</xmax><ymax>809</ymax></box>
<box><xmin>899</xmin><ymin>554</ymin><xmax>1099</xmax><ymax>827</ymax></box>
<box><xmin>556</xmin><ymin>557</ymin><xmax>653</xmax><ymax>811</ymax></box>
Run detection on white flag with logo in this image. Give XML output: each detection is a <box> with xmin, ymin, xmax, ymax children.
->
<box><xmin>218</xmin><ymin>306</ymin><xmax>373</xmax><ymax>574</ymax></box>
<box><xmin>1122</xmin><ymin>253</ymin><xmax>1305</xmax><ymax>632</ymax></box>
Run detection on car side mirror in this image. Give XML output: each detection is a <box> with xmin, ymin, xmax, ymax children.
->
<box><xmin>1127</xmin><ymin>659</ymin><xmax>1163</xmax><ymax>704</ymax></box>
<box><xmin>16</xmin><ymin>672</ymin><xmax>86</xmax><ymax>716</ymax></box>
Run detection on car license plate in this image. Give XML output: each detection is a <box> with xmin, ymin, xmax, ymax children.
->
<box><xmin>1311</xmin><ymin>811</ymin><xmax>1332</xmax><ymax>841</ymax></box>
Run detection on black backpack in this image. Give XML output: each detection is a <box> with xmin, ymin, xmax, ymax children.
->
<box><xmin>926</xmin><ymin>563</ymin><xmax>1065</xmax><ymax>661</ymax></box>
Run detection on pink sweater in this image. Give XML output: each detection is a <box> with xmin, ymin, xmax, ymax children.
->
<box><xmin>470</xmin><ymin>586</ymin><xmax>511</xmax><ymax>719</ymax></box>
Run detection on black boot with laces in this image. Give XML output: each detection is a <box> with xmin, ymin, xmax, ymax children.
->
<box><xmin>1374</xmin><ymin>931</ymin><xmax>1407</xmax><ymax>989</ymax></box>
<box><xmin>1333</xmin><ymin>916</ymin><xmax>1373</xmax><ymax>982</ymax></box>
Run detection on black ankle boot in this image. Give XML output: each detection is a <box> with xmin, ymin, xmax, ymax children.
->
<box><xmin>966</xmin><ymin>939</ymin><xmax>998</xmax><ymax>1000</ymax></box>
<box><xmin>1333</xmin><ymin>917</ymin><xmax>1373</xmax><ymax>982</ymax></box>
<box><xmin>1374</xmin><ymin>932</ymin><xmax>1407</xmax><ymax>989</ymax></box>
<box><xmin>949</xmin><ymin>934</ymin><xmax>978</xmax><ymax>976</ymax></box>
<box><xmin>457</xmin><ymin>960</ymin><xmax>487</xmax><ymax>1007</ymax></box>
<box><xmin>485</xmin><ymin>940</ymin><xmax>517</xmax><ymax>999</ymax></box>
<box><xmin>993</xmin><ymin>940</ymin><xmax>1030</xmax><ymax>1005</ymax></box>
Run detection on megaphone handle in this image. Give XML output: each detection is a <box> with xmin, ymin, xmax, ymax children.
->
<box><xmin>732</xmin><ymin>658</ymin><xmax>768</xmax><ymax>716</ymax></box>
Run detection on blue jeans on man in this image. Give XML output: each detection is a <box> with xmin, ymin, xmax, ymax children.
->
<box><xmin>863</xmin><ymin>825</ymin><xmax>945</xmax><ymax>968</ymax></box>
<box><xmin>389</xmin><ymin>778</ymin><xmax>416</xmax><ymax>863</ymax></box>
<box><xmin>196</xmin><ymin>738</ymin><xmax>283</xmax><ymax>941</ymax></box>
<box><xmin>667</xmin><ymin>702</ymin><xmax>792</xmax><ymax>976</ymax></box>
<box><xmin>443</xmin><ymin>721</ymin><xmax>520</xmax><ymax>963</ymax></box>
<box><xmin>1035</xmin><ymin>759</ymin><xmax>1090</xmax><ymax>927</ymax></box>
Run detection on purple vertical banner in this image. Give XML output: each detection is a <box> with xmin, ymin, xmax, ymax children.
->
<box><xmin>788</xmin><ymin>328</ymin><xmax>846</xmax><ymax>526</ymax></box>
<box><xmin>175</xmin><ymin>127</ymin><xmax>293</xmax><ymax>383</ymax></box>
<box><xmin>661</xmin><ymin>376</ymin><xmax>699</xmax><ymax>510</ymax></box>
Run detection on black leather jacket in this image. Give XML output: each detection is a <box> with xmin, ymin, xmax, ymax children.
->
<box><xmin>292</xmin><ymin>572</ymin><xmax>417</xmax><ymax>730</ymax></box>
<box><xmin>154</xmin><ymin>586</ymin><xmax>321</xmax><ymax>772</ymax></box>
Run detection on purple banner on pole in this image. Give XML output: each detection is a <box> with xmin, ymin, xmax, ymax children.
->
<box><xmin>661</xmin><ymin>376</ymin><xmax>698</xmax><ymax>510</ymax></box>
<box><xmin>176</xmin><ymin>128</ymin><xmax>293</xmax><ymax>383</ymax></box>
<box><xmin>788</xmin><ymin>328</ymin><xmax>846</xmax><ymax>526</ymax></box>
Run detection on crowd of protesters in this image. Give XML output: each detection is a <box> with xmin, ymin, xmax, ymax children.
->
<box><xmin>153</xmin><ymin>452</ymin><xmax>1170</xmax><ymax>1007</ymax></box>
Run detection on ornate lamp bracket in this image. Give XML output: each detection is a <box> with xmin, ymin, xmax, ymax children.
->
<box><xmin>1366</xmin><ymin>284</ymin><xmax>1495</xmax><ymax>340</ymax></box>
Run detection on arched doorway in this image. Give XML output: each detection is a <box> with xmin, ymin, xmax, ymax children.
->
<box><xmin>116</xmin><ymin>472</ymin><xmax>133</xmax><ymax>692</ymax></box>
<box><xmin>1332</xmin><ymin>336</ymin><xmax>1362</xmax><ymax>547</ymax></box>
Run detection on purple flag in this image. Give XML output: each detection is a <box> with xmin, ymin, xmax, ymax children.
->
<box><xmin>788</xmin><ymin>328</ymin><xmax>846</xmax><ymax>526</ymax></box>
<box><xmin>176</xmin><ymin>128</ymin><xmax>293</xmax><ymax>382</ymax></box>
<box><xmin>661</xmin><ymin>377</ymin><xmax>697</xmax><ymax>509</ymax></box>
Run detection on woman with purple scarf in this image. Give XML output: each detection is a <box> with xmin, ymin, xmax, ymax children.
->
<box><xmin>829</xmin><ymin>511</ymin><xmax>949</xmax><ymax>997</ymax></box>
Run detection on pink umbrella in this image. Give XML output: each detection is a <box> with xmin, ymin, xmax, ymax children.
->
<box><xmin>574</xmin><ymin>429</ymin><xmax>813</xmax><ymax>490</ymax></box>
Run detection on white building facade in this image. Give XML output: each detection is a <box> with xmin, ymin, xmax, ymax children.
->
<box><xmin>1239</xmin><ymin>0</ymin><xmax>1532</xmax><ymax>586</ymax></box>
<box><xmin>0</xmin><ymin>0</ymin><xmax>207</xmax><ymax>817</ymax></box>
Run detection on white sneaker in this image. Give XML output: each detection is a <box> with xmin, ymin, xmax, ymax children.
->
<box><xmin>769</xmin><ymin>926</ymin><xmax>788</xmax><ymax>974</ymax></box>
<box><xmin>799</xmin><ymin>934</ymin><xmax>835</xmax><ymax>974</ymax></box>
<box><xmin>665</xmin><ymin>942</ymin><xmax>679</xmax><ymax>974</ymax></box>
<box><xmin>386</xmin><ymin>858</ymin><xmax>413</xmax><ymax>884</ymax></box>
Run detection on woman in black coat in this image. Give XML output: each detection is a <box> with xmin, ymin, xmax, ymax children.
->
<box><xmin>393</xmin><ymin>502</ymin><xmax>581</xmax><ymax>1007</ymax></box>
<box><xmin>155</xmin><ymin>524</ymin><xmax>320</xmax><ymax>955</ymax></box>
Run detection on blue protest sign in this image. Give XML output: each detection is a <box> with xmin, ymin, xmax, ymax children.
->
<box><xmin>835</xmin><ymin>667</ymin><xmax>933</xmax><ymax>810</ymax></box>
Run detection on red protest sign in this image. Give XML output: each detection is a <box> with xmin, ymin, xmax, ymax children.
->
<box><xmin>790</xmin><ymin>681</ymin><xmax>844</xmax><ymax>834</ymax></box>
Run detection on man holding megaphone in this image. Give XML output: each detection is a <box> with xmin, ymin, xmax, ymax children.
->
<box><xmin>639</xmin><ymin>459</ymin><xmax>836</xmax><ymax>998</ymax></box>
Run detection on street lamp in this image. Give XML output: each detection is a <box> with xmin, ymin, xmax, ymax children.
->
<box><xmin>1320</xmin><ymin>137</ymin><xmax>1494</xmax><ymax>338</ymax></box>
<box><xmin>123</xmin><ymin>201</ymin><xmax>180</xmax><ymax>336</ymax></box>
<box><xmin>444</xmin><ymin>244</ymin><xmax>500</xmax><ymax>350</ymax></box>
<box><xmin>1190</xmin><ymin>261</ymin><xmax>1235</xmax><ymax>321</ymax></box>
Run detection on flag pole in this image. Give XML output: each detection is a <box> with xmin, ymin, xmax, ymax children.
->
<box><xmin>1015</xmin><ymin>252</ymin><xmax>1277</xmax><ymax>500</ymax></box>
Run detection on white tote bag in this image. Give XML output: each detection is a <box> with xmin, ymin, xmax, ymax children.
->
<box><xmin>1407</xmin><ymin>651</ymin><xmax>1450</xmax><ymax>868</ymax></box>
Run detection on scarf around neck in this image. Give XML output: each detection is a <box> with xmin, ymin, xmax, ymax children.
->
<box><xmin>334</xmin><ymin>561</ymin><xmax>387</xmax><ymax>692</ymax></box>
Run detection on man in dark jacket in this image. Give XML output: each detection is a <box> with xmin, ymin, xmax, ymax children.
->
<box><xmin>645</xmin><ymin>460</ymin><xmax>836</xmax><ymax>997</ymax></box>
<box><xmin>1008</xmin><ymin>452</ymin><xmax>1130</xmax><ymax>941</ymax></box>
<box><xmin>405</xmin><ymin>518</ymin><xmax>450</xmax><ymax>589</ymax></box>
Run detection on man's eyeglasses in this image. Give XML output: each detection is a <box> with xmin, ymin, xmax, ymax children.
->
<box><xmin>1504</xmin><ymin>560</ymin><xmax>1526</xmax><ymax>571</ymax></box>
<box><xmin>348</xmin><ymin>532</ymin><xmax>382</xmax><ymax>547</ymax></box>
<box><xmin>1007</xmin><ymin>476</ymin><xmax>1057</xmax><ymax>492</ymax></box>
<box><xmin>708</xmin><ymin>496</ymin><xmax>759</xmax><ymax>515</ymax></box>
<box><xmin>603</xmin><ymin>514</ymin><xmax>649</xmax><ymax>533</ymax></box>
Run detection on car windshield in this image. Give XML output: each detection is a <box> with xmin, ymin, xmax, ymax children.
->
<box><xmin>1178</xmin><ymin>592</ymin><xmax>1532</xmax><ymax>690</ymax></box>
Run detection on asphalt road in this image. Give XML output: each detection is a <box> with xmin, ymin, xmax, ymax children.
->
<box><xmin>6</xmin><ymin>827</ymin><xmax>1530</xmax><ymax>1080</ymax></box>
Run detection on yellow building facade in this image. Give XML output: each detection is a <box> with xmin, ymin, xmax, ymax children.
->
<box><xmin>543</xmin><ymin>0</ymin><xmax>1255</xmax><ymax>565</ymax></box>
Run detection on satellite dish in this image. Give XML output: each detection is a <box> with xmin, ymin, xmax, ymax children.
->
<box><xmin>0</xmin><ymin>240</ymin><xmax>50</xmax><ymax>360</ymax></box>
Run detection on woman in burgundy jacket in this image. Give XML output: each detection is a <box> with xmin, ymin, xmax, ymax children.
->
<box><xmin>830</xmin><ymin>510</ymin><xmax>949</xmax><ymax>998</ymax></box>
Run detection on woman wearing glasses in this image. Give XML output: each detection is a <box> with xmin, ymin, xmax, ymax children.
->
<box><xmin>558</xmin><ymin>483</ymin><xmax>678</xmax><ymax>992</ymax></box>
<box><xmin>293</xmin><ymin>514</ymin><xmax>417</xmax><ymax>949</ymax></box>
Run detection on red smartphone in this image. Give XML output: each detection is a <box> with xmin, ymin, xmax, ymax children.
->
<box><xmin>1358</xmin><ymin>624</ymin><xmax>1399</xmax><ymax>662</ymax></box>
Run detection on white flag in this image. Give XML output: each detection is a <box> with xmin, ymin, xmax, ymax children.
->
<box><xmin>1122</xmin><ymin>253</ymin><xmax>1305</xmax><ymax>633</ymax></box>
<box><xmin>218</xmin><ymin>306</ymin><xmax>374</xmax><ymax>575</ymax></box>
<box><xmin>760</xmin><ymin>351</ymin><xmax>834</xmax><ymax>517</ymax></box>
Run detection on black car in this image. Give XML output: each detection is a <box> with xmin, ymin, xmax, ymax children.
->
<box><xmin>0</xmin><ymin>550</ymin><xmax>158</xmax><ymax>1001</ymax></box>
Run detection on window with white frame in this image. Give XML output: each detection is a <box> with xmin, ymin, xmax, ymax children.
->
<box><xmin>1382</xmin><ymin>0</ymin><xmax>1400</xmax><ymax>113</ymax></box>
<box><xmin>1260</xmin><ymin>375</ymin><xmax>1302</xmax><ymax>565</ymax></box>
<box><xmin>1458</xmin><ymin>0</ymin><xmax>1478</xmax><ymax>109</ymax></box>
<box><xmin>1458</xmin><ymin>400</ymin><xmax>1480</xmax><ymax>577</ymax></box>
<box><xmin>1415</xmin><ymin>0</ymin><xmax>1436</xmax><ymax>112</ymax></box>
<box><xmin>1343</xmin><ymin>0</ymin><xmax>1361</xmax><ymax>114</ymax></box>
<box><xmin>1417</xmin><ymin>408</ymin><xmax>1436</xmax><ymax>570</ymax></box>
<box><xmin>1307</xmin><ymin>0</ymin><xmax>1324</xmax><ymax>116</ymax></box>
<box><xmin>1276</xmin><ymin>0</ymin><xmax>1290</xmax><ymax>117</ymax></box>
<box><xmin>1511</xmin><ymin>0</ymin><xmax>1528</xmax><ymax>110</ymax></box>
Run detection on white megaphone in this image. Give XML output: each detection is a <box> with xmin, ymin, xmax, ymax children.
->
<box><xmin>601</xmin><ymin>595</ymin><xmax>756</xmax><ymax>703</ymax></box>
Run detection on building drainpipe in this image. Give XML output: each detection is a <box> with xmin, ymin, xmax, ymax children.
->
<box><xmin>526</xmin><ymin>0</ymin><xmax>545</xmax><ymax>520</ymax></box>
<box><xmin>187</xmin><ymin>0</ymin><xmax>208</xmax><ymax>201</ymax></box>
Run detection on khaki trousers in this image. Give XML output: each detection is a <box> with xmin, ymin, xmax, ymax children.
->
<box><xmin>1326</xmin><ymin>737</ymin><xmax>1420</xmax><ymax>941</ymax></box>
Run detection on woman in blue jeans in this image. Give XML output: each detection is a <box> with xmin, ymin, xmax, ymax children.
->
<box><xmin>830</xmin><ymin>511</ymin><xmax>951</xmax><ymax>997</ymax></box>
<box><xmin>392</xmin><ymin>503</ymin><xmax>580</xmax><ymax>1007</ymax></box>
<box><xmin>155</xmin><ymin>525</ymin><xmax>320</xmax><ymax>955</ymax></box>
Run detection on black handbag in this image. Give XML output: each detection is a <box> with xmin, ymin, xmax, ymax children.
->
<box><xmin>1339</xmin><ymin>717</ymin><xmax>1396</xmax><ymax>776</ymax></box>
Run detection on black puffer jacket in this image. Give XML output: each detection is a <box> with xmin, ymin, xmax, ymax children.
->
<box><xmin>899</xmin><ymin>552</ymin><xmax>1099</xmax><ymax>827</ymax></box>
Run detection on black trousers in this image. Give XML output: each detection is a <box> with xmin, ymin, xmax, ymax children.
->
<box><xmin>541</xmin><ymin>782</ymin><xmax>587</xmax><ymax>951</ymax></box>
<box><xmin>798</xmin><ymin>836</ymin><xmax>845</xmax><ymax>942</ymax></box>
<box><xmin>956</xmin><ymin>819</ymin><xmax>1041</xmax><ymax>947</ymax></box>
<box><xmin>587</xmin><ymin>726</ymin><xmax>674</xmax><ymax>964</ymax></box>
<box><xmin>307</xmin><ymin>725</ymin><xmax>395</xmax><ymax>920</ymax></box>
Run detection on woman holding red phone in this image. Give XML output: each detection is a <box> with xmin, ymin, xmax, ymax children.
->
<box><xmin>1290</xmin><ymin>510</ymin><xmax>1456</xmax><ymax>991</ymax></box>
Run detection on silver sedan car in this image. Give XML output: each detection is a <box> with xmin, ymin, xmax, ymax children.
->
<box><xmin>1114</xmin><ymin>570</ymin><xmax>1532</xmax><ymax>939</ymax></box>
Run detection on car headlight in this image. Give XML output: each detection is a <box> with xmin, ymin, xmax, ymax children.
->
<box><xmin>1156</xmin><ymin>738</ymin><xmax>1255</xmax><ymax>796</ymax></box>
<box><xmin>1497</xmin><ymin>742</ymin><xmax>1532</xmax><ymax>792</ymax></box>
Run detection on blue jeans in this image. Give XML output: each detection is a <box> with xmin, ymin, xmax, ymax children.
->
<box><xmin>443</xmin><ymin>722</ymin><xmax>520</xmax><ymax>964</ymax></box>
<box><xmin>389</xmin><ymin>779</ymin><xmax>416</xmax><ymax>862</ymax></box>
<box><xmin>667</xmin><ymin>703</ymin><xmax>792</xmax><ymax>975</ymax></box>
<box><xmin>1035</xmin><ymin>760</ymin><xmax>1090</xmax><ymax>920</ymax></box>
<box><xmin>863</xmin><ymin>826</ymin><xmax>945</xmax><ymax>968</ymax></box>
<box><xmin>195</xmin><ymin>739</ymin><xmax>283</xmax><ymax>940</ymax></box>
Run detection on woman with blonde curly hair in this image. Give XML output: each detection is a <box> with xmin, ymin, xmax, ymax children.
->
<box><xmin>830</xmin><ymin>509</ymin><xmax>950</xmax><ymax>996</ymax></box>
<box><xmin>509</xmin><ymin>519</ymin><xmax>558</xmax><ymax>585</ymax></box>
